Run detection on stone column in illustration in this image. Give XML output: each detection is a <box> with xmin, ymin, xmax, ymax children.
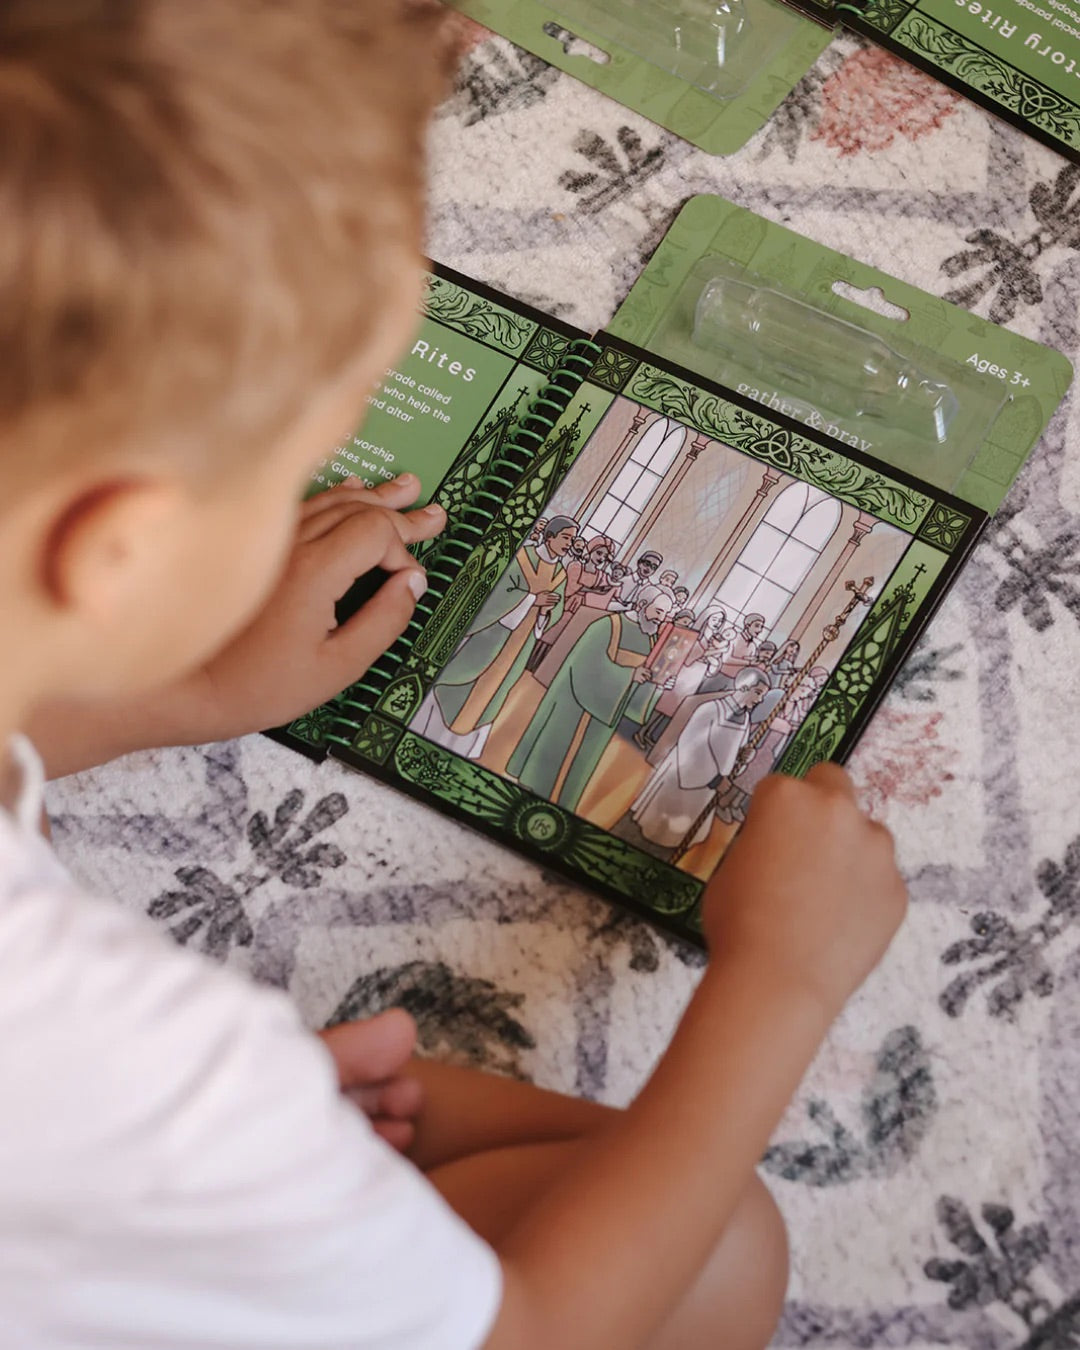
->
<box><xmin>789</xmin><ymin>512</ymin><xmax>876</xmax><ymax>642</ymax></box>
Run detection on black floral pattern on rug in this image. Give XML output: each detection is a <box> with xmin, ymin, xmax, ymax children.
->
<box><xmin>925</xmin><ymin>1196</ymin><xmax>1080</xmax><ymax>1345</ymax></box>
<box><xmin>327</xmin><ymin>959</ymin><xmax>536</xmax><ymax>1076</ymax></box>
<box><xmin>754</xmin><ymin>49</ymin><xmax>848</xmax><ymax>163</ymax></box>
<box><xmin>891</xmin><ymin>641</ymin><xmax>966</xmax><ymax>703</ymax></box>
<box><xmin>990</xmin><ymin>514</ymin><xmax>1080</xmax><ymax>635</ymax></box>
<box><xmin>940</xmin><ymin>832</ymin><xmax>1080</xmax><ymax>1021</ymax></box>
<box><xmin>942</xmin><ymin>164</ymin><xmax>1080</xmax><ymax>324</ymax></box>
<box><xmin>147</xmin><ymin>788</ymin><xmax>347</xmax><ymax>959</ymax></box>
<box><xmin>440</xmin><ymin>41</ymin><xmax>561</xmax><ymax>128</ymax></box>
<box><xmin>559</xmin><ymin>126</ymin><xmax>671</xmax><ymax>214</ymax></box>
<box><xmin>588</xmin><ymin>909</ymin><xmax>705</xmax><ymax>973</ymax></box>
<box><xmin>762</xmin><ymin>1027</ymin><xmax>936</xmax><ymax>1184</ymax></box>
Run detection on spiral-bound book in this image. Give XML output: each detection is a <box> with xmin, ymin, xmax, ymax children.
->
<box><xmin>271</xmin><ymin>215</ymin><xmax>1071</xmax><ymax>942</ymax></box>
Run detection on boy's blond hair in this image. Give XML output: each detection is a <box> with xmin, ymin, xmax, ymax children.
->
<box><xmin>0</xmin><ymin>0</ymin><xmax>451</xmax><ymax>484</ymax></box>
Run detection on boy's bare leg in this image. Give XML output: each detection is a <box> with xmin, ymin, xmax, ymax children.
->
<box><xmin>432</xmin><ymin>1142</ymin><xmax>786</xmax><ymax>1350</ymax></box>
<box><xmin>410</xmin><ymin>1059</ymin><xmax>788</xmax><ymax>1350</ymax></box>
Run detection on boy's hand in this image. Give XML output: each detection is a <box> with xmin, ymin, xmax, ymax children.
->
<box><xmin>193</xmin><ymin>474</ymin><xmax>445</xmax><ymax>737</ymax></box>
<box><xmin>27</xmin><ymin>474</ymin><xmax>447</xmax><ymax>778</ymax></box>
<box><xmin>703</xmin><ymin>764</ymin><xmax>907</xmax><ymax>1021</ymax></box>
<box><xmin>477</xmin><ymin>764</ymin><xmax>905</xmax><ymax>1350</ymax></box>
<box><xmin>319</xmin><ymin>1009</ymin><xmax>423</xmax><ymax>1154</ymax></box>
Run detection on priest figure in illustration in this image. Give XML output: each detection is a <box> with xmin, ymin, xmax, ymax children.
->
<box><xmin>507</xmin><ymin>584</ymin><xmax>675</xmax><ymax>812</ymax></box>
<box><xmin>411</xmin><ymin>515</ymin><xmax>578</xmax><ymax>759</ymax></box>
<box><xmin>628</xmin><ymin>666</ymin><xmax>772</xmax><ymax>852</ymax></box>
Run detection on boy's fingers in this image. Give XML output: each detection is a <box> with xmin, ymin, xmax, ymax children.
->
<box><xmin>301</xmin><ymin>498</ymin><xmax>445</xmax><ymax>549</ymax></box>
<box><xmin>328</xmin><ymin>567</ymin><xmax>428</xmax><ymax>679</ymax></box>
<box><xmin>358</xmin><ymin>473</ymin><xmax>425</xmax><ymax>509</ymax></box>
<box><xmin>307</xmin><ymin>509</ymin><xmax>421</xmax><ymax>594</ymax></box>
<box><xmin>804</xmin><ymin>762</ymin><xmax>857</xmax><ymax>799</ymax></box>
<box><xmin>310</xmin><ymin>472</ymin><xmax>423</xmax><ymax>514</ymax></box>
<box><xmin>347</xmin><ymin>1075</ymin><xmax>424</xmax><ymax>1120</ymax></box>
<box><xmin>320</xmin><ymin>1008</ymin><xmax>418</xmax><ymax>1086</ymax></box>
<box><xmin>398</xmin><ymin>502</ymin><xmax>447</xmax><ymax>545</ymax></box>
<box><xmin>371</xmin><ymin>1119</ymin><xmax>416</xmax><ymax>1153</ymax></box>
<box><xmin>299</xmin><ymin>473</ymin><xmax>424</xmax><ymax>534</ymax></box>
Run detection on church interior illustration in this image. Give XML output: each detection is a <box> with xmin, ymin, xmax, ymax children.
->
<box><xmin>412</xmin><ymin>396</ymin><xmax>911</xmax><ymax>878</ymax></box>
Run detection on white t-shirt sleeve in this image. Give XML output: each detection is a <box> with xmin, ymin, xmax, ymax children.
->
<box><xmin>0</xmin><ymin>863</ymin><xmax>501</xmax><ymax>1350</ymax></box>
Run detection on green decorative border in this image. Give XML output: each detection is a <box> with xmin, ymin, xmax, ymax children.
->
<box><xmin>380</xmin><ymin>393</ymin><xmax>606</xmax><ymax>707</ymax></box>
<box><xmin>590</xmin><ymin>346</ymin><xmax>639</xmax><ymax>394</ymax></box>
<box><xmin>358</xmin><ymin>730</ymin><xmax>701</xmax><ymax>917</ymax></box>
<box><xmin>521</xmin><ymin>326</ymin><xmax>574</xmax><ymax>374</ymax></box>
<box><xmin>423</xmin><ymin>274</ymin><xmax>538</xmax><ymax>357</ymax></box>
<box><xmin>778</xmin><ymin>544</ymin><xmax>940</xmax><ymax>775</ymax></box>
<box><xmin>424</xmin><ymin>384</ymin><xmax>537</xmax><ymax>530</ymax></box>
<box><xmin>917</xmin><ymin>501</ymin><xmax>972</xmax><ymax>551</ymax></box>
<box><xmin>846</xmin><ymin>0</ymin><xmax>909</xmax><ymax>30</ymax></box>
<box><xmin>848</xmin><ymin>8</ymin><xmax>1080</xmax><ymax>155</ymax></box>
<box><xmin>626</xmin><ymin>361</ymin><xmax>936</xmax><ymax>534</ymax></box>
<box><xmin>278</xmin><ymin>701</ymin><xmax>338</xmax><ymax>755</ymax></box>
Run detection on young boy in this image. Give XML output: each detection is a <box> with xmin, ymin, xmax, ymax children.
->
<box><xmin>0</xmin><ymin>4</ymin><xmax>907</xmax><ymax>1347</ymax></box>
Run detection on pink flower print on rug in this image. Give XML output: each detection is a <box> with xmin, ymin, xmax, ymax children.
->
<box><xmin>812</xmin><ymin>49</ymin><xmax>960</xmax><ymax>156</ymax></box>
<box><xmin>849</xmin><ymin>707</ymin><xmax>956</xmax><ymax>819</ymax></box>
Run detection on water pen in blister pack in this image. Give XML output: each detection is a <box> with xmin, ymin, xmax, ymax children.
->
<box><xmin>663</xmin><ymin>0</ymin><xmax>746</xmax><ymax>66</ymax></box>
<box><xmin>692</xmin><ymin>268</ymin><xmax>960</xmax><ymax>445</ymax></box>
<box><xmin>570</xmin><ymin>0</ymin><xmax>779</xmax><ymax>97</ymax></box>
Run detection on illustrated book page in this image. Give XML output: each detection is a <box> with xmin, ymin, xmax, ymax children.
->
<box><xmin>329</xmin><ymin>337</ymin><xmax>986</xmax><ymax>941</ymax></box>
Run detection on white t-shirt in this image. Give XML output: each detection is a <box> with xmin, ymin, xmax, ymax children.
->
<box><xmin>0</xmin><ymin>738</ymin><xmax>501</xmax><ymax>1349</ymax></box>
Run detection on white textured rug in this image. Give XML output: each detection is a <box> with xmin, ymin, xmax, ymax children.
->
<box><xmin>48</xmin><ymin>30</ymin><xmax>1080</xmax><ymax>1348</ymax></box>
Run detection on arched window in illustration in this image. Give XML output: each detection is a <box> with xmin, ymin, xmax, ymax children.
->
<box><xmin>585</xmin><ymin>416</ymin><xmax>685</xmax><ymax>545</ymax></box>
<box><xmin>714</xmin><ymin>482</ymin><xmax>841</xmax><ymax>629</ymax></box>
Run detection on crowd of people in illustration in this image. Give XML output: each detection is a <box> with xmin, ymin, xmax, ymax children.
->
<box><xmin>412</xmin><ymin>513</ymin><xmax>831</xmax><ymax>868</ymax></box>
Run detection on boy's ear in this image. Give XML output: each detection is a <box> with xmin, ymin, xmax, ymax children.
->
<box><xmin>41</xmin><ymin>479</ymin><xmax>185</xmax><ymax>621</ymax></box>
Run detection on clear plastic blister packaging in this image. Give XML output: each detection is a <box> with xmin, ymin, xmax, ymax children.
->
<box><xmin>447</xmin><ymin>0</ymin><xmax>832</xmax><ymax>154</ymax></box>
<box><xmin>547</xmin><ymin>0</ymin><xmax>809</xmax><ymax>98</ymax></box>
<box><xmin>607</xmin><ymin>199</ymin><xmax>1073</xmax><ymax>514</ymax></box>
<box><xmin>449</xmin><ymin>0</ymin><xmax>1080</xmax><ymax>161</ymax></box>
<box><xmin>682</xmin><ymin>259</ymin><xmax>1005</xmax><ymax>492</ymax></box>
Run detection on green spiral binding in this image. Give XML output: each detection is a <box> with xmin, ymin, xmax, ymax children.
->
<box><xmin>324</xmin><ymin>337</ymin><xmax>601</xmax><ymax>746</ymax></box>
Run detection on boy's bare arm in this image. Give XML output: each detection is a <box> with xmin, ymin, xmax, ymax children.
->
<box><xmin>481</xmin><ymin>766</ymin><xmax>905</xmax><ymax>1350</ymax></box>
<box><xmin>26</xmin><ymin>476</ymin><xmax>445</xmax><ymax>779</ymax></box>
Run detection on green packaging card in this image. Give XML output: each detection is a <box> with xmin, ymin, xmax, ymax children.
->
<box><xmin>839</xmin><ymin>0</ymin><xmax>1080</xmax><ymax>161</ymax></box>
<box><xmin>444</xmin><ymin>0</ymin><xmax>832</xmax><ymax>155</ymax></box>
<box><xmin>609</xmin><ymin>196</ymin><xmax>1074</xmax><ymax>515</ymax></box>
<box><xmin>450</xmin><ymin>0</ymin><xmax>1079</xmax><ymax>161</ymax></box>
